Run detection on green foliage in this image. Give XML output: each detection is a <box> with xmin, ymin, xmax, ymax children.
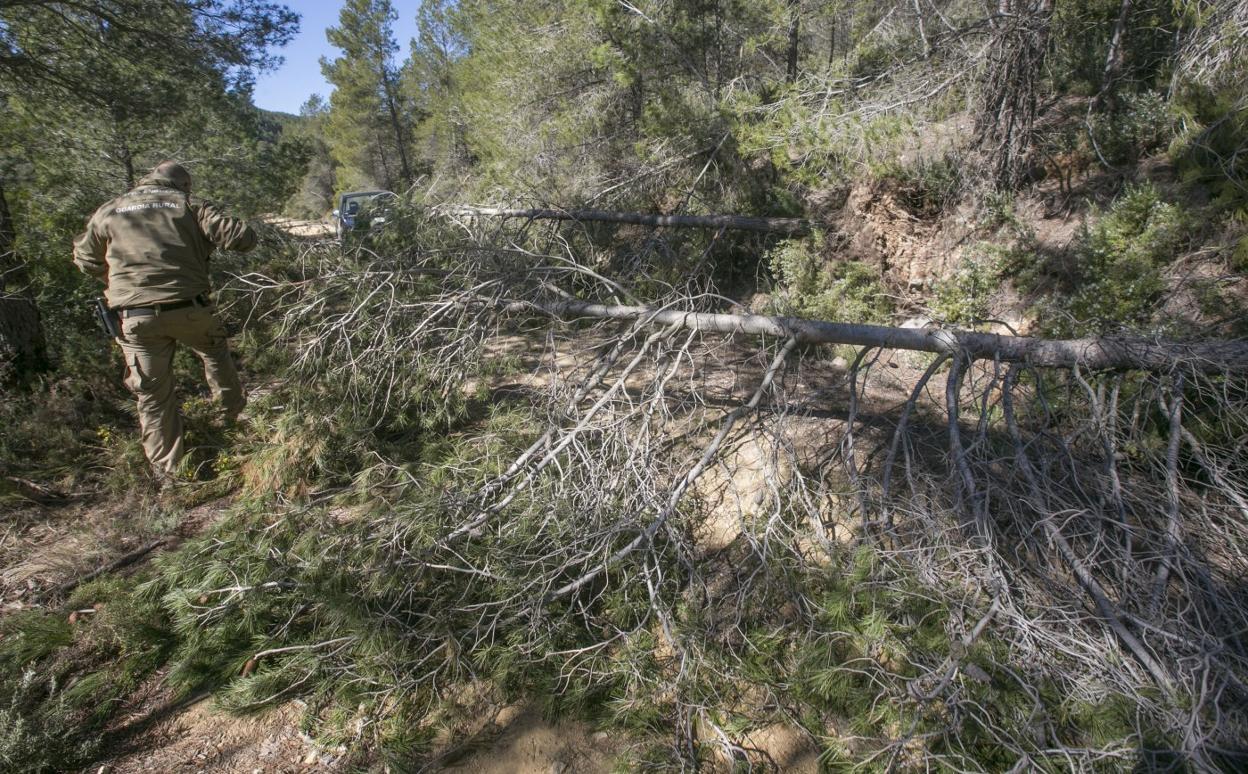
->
<box><xmin>1047</xmin><ymin>0</ymin><xmax>1120</xmax><ymax>94</ymax></box>
<box><xmin>1058</xmin><ymin>184</ymin><xmax>1193</xmax><ymax>334</ymax></box>
<box><xmin>1168</xmin><ymin>0</ymin><xmax>1248</xmax><ymax>215</ymax></box>
<box><xmin>0</xmin><ymin>575</ymin><xmax>174</xmax><ymax>772</ymax></box>
<box><xmin>767</xmin><ymin>234</ymin><xmax>892</xmax><ymax>323</ymax></box>
<box><xmin>1049</xmin><ymin>0</ymin><xmax>1176</xmax><ymax>96</ymax></box>
<box><xmin>1232</xmin><ymin>233</ymin><xmax>1248</xmax><ymax>273</ymax></box>
<box><xmin>933</xmin><ymin>253</ymin><xmax>1004</xmax><ymax>325</ymax></box>
<box><xmin>321</xmin><ymin>0</ymin><xmax>419</xmax><ymax>192</ymax></box>
<box><xmin>873</xmin><ymin>153</ymin><xmax>965</xmax><ymax>218</ymax></box>
<box><xmin>1089</xmin><ymin>91</ymin><xmax>1174</xmax><ymax>167</ymax></box>
<box><xmin>1172</xmin><ymin>85</ymin><xmax>1248</xmax><ymax>213</ymax></box>
<box><xmin>0</xmin><ymin>670</ymin><xmax>101</xmax><ymax>774</ymax></box>
<box><xmin>1</xmin><ymin>0</ymin><xmax>301</xmax><ymax>197</ymax></box>
<box><xmin>197</xmin><ymin>112</ymin><xmax>317</xmax><ymax>218</ymax></box>
<box><xmin>281</xmin><ymin>98</ymin><xmax>338</xmax><ymax>218</ymax></box>
<box><xmin>0</xmin><ymin>614</ymin><xmax>72</xmax><ymax>667</ymax></box>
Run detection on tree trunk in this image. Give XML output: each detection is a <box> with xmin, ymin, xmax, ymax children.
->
<box><xmin>1093</xmin><ymin>0</ymin><xmax>1134</xmax><ymax>111</ymax></box>
<box><xmin>373</xmin><ymin>128</ymin><xmax>395</xmax><ymax>191</ymax></box>
<box><xmin>0</xmin><ymin>179</ymin><xmax>48</xmax><ymax>379</ymax></box>
<box><xmin>120</xmin><ymin>143</ymin><xmax>136</xmax><ymax>190</ymax></box>
<box><xmin>381</xmin><ymin>75</ymin><xmax>413</xmax><ymax>187</ymax></box>
<box><xmin>786</xmin><ymin>1</ymin><xmax>801</xmax><ymax>84</ymax></box>
<box><xmin>442</xmin><ymin>205</ymin><xmax>811</xmax><ymax>235</ymax></box>
<box><xmin>506</xmin><ymin>298</ymin><xmax>1248</xmax><ymax>374</ymax></box>
<box><xmin>975</xmin><ymin>0</ymin><xmax>1054</xmax><ymax>188</ymax></box>
<box><xmin>827</xmin><ymin>14</ymin><xmax>836</xmax><ymax>65</ymax></box>
<box><xmin>109</xmin><ymin>102</ymin><xmax>136</xmax><ymax>189</ymax></box>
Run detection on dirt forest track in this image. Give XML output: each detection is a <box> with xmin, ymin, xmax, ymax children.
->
<box><xmin>260</xmin><ymin>215</ymin><xmax>337</xmax><ymax>240</ymax></box>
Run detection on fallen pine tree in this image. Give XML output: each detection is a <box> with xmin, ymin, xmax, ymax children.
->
<box><xmin>438</xmin><ymin>204</ymin><xmax>813</xmax><ymax>235</ymax></box>
<box><xmin>506</xmin><ymin>298</ymin><xmax>1248</xmax><ymax>373</ymax></box>
<box><xmin>161</xmin><ymin>213</ymin><xmax>1248</xmax><ymax>767</ymax></box>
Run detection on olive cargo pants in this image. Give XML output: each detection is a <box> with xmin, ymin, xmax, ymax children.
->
<box><xmin>117</xmin><ymin>303</ymin><xmax>245</xmax><ymax>474</ymax></box>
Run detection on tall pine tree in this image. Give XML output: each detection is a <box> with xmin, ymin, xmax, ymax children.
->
<box><xmin>321</xmin><ymin>0</ymin><xmax>418</xmax><ymax>192</ymax></box>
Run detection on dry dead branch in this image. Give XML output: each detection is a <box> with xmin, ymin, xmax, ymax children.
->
<box><xmin>438</xmin><ymin>204</ymin><xmax>811</xmax><ymax>235</ymax></box>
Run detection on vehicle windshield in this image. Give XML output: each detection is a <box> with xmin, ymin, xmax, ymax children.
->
<box><xmin>340</xmin><ymin>191</ymin><xmax>394</xmax><ymax>216</ymax></box>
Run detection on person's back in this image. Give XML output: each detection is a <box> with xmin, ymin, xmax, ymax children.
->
<box><xmin>75</xmin><ymin>167</ymin><xmax>255</xmax><ymax>306</ymax></box>
<box><xmin>73</xmin><ymin>161</ymin><xmax>256</xmax><ymax>482</ymax></box>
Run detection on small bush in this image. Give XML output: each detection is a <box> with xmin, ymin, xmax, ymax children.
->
<box><xmin>1089</xmin><ymin>91</ymin><xmax>1173</xmax><ymax>167</ymax></box>
<box><xmin>933</xmin><ymin>255</ymin><xmax>1002</xmax><ymax>325</ymax></box>
<box><xmin>977</xmin><ymin>190</ymin><xmax>1020</xmax><ymax>231</ymax></box>
<box><xmin>1059</xmin><ymin>184</ymin><xmax>1192</xmax><ymax>333</ymax></box>
<box><xmin>0</xmin><ymin>670</ymin><xmax>103</xmax><ymax>773</ymax></box>
<box><xmin>767</xmin><ymin>234</ymin><xmax>892</xmax><ymax>324</ymax></box>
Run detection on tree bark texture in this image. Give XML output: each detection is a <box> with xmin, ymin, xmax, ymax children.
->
<box><xmin>512</xmin><ymin>299</ymin><xmax>1248</xmax><ymax>374</ymax></box>
<box><xmin>1094</xmin><ymin>0</ymin><xmax>1134</xmax><ymax>110</ymax></box>
<box><xmin>0</xmin><ymin>179</ymin><xmax>48</xmax><ymax>378</ymax></box>
<box><xmin>443</xmin><ymin>205</ymin><xmax>811</xmax><ymax>235</ymax></box>
<box><xmin>976</xmin><ymin>0</ymin><xmax>1054</xmax><ymax>188</ymax></box>
<box><xmin>786</xmin><ymin>1</ymin><xmax>801</xmax><ymax>84</ymax></box>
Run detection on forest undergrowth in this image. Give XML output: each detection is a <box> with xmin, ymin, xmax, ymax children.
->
<box><xmin>4</xmin><ymin>201</ymin><xmax>1248</xmax><ymax>771</ymax></box>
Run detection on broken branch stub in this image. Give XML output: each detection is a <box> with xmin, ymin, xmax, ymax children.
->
<box><xmin>512</xmin><ymin>300</ymin><xmax>1248</xmax><ymax>373</ymax></box>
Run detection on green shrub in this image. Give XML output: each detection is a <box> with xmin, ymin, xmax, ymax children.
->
<box><xmin>0</xmin><ymin>670</ymin><xmax>103</xmax><ymax>773</ymax></box>
<box><xmin>1049</xmin><ymin>184</ymin><xmax>1193</xmax><ymax>334</ymax></box>
<box><xmin>977</xmin><ymin>190</ymin><xmax>1021</xmax><ymax>231</ymax></box>
<box><xmin>1089</xmin><ymin>91</ymin><xmax>1173</xmax><ymax>166</ymax></box>
<box><xmin>1172</xmin><ymin>83</ymin><xmax>1248</xmax><ymax>213</ymax></box>
<box><xmin>933</xmin><ymin>255</ymin><xmax>1002</xmax><ymax>325</ymax></box>
<box><xmin>767</xmin><ymin>234</ymin><xmax>892</xmax><ymax>324</ymax></box>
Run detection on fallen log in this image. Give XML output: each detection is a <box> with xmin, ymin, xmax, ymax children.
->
<box><xmin>507</xmin><ymin>299</ymin><xmax>1248</xmax><ymax>373</ymax></box>
<box><xmin>440</xmin><ymin>205</ymin><xmax>811</xmax><ymax>235</ymax></box>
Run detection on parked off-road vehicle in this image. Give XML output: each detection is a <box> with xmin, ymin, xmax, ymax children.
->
<box><xmin>333</xmin><ymin>190</ymin><xmax>398</xmax><ymax>240</ymax></box>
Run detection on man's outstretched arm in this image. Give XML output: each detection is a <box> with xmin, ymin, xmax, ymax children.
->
<box><xmin>195</xmin><ymin>201</ymin><xmax>257</xmax><ymax>253</ymax></box>
<box><xmin>72</xmin><ymin>213</ymin><xmax>108</xmax><ymax>279</ymax></box>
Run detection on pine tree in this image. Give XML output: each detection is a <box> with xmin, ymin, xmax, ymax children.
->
<box><xmin>321</xmin><ymin>0</ymin><xmax>418</xmax><ymax>192</ymax></box>
<box><xmin>406</xmin><ymin>0</ymin><xmax>471</xmax><ymax>170</ymax></box>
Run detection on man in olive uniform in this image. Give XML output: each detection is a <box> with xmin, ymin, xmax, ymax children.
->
<box><xmin>73</xmin><ymin>161</ymin><xmax>257</xmax><ymax>477</ymax></box>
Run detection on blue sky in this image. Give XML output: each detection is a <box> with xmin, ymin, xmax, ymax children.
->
<box><xmin>251</xmin><ymin>1</ymin><xmax>422</xmax><ymax>115</ymax></box>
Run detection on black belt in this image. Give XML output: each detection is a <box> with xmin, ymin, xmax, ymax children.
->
<box><xmin>119</xmin><ymin>295</ymin><xmax>207</xmax><ymax>318</ymax></box>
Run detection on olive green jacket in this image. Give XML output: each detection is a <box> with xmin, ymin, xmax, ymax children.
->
<box><xmin>72</xmin><ymin>172</ymin><xmax>257</xmax><ymax>308</ymax></box>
